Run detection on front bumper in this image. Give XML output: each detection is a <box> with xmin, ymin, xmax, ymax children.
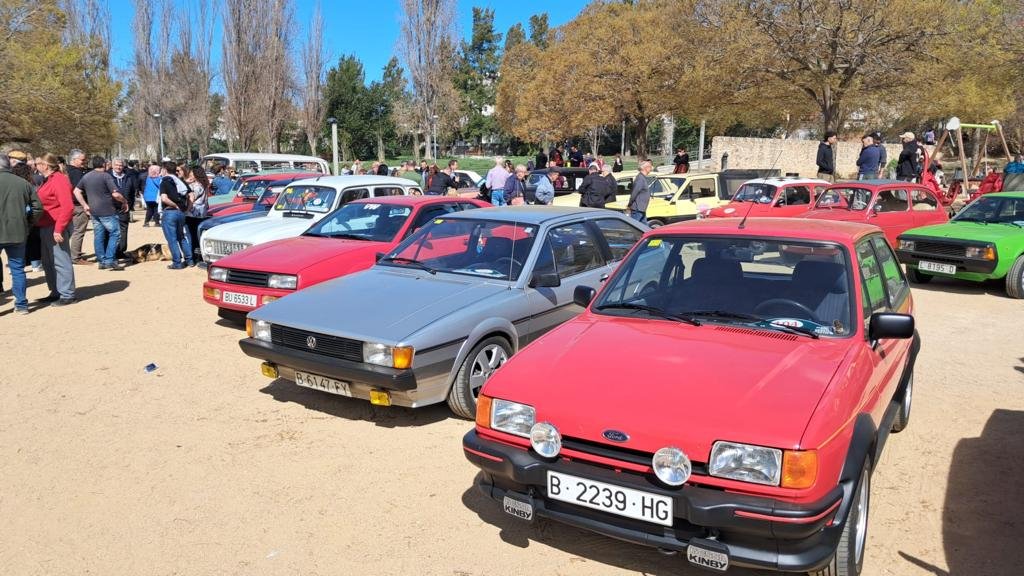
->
<box><xmin>463</xmin><ymin>429</ymin><xmax>852</xmax><ymax>573</ymax></box>
<box><xmin>896</xmin><ymin>238</ymin><xmax>999</xmax><ymax>278</ymax></box>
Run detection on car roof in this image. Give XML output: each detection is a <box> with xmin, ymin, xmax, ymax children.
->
<box><xmin>349</xmin><ymin>195</ymin><xmax>482</xmax><ymax>206</ymax></box>
<box><xmin>440</xmin><ymin>205</ymin><xmax>614</xmax><ymax>225</ymax></box>
<box><xmin>203</xmin><ymin>153</ymin><xmax>325</xmax><ymax>162</ymax></box>
<box><xmin>529</xmin><ymin>167</ymin><xmax>590</xmax><ymax>175</ymax></box>
<box><xmin>246</xmin><ymin>172</ymin><xmax>322</xmax><ymax>182</ymax></box>
<box><xmin>743</xmin><ymin>177</ymin><xmax>830</xmax><ymax>186</ymax></box>
<box><xmin>652</xmin><ymin>217</ymin><xmax>879</xmax><ymax>244</ymax></box>
<box><xmin>985</xmin><ymin>191</ymin><xmax>1024</xmax><ymax>198</ymax></box>
<box><xmin>285</xmin><ymin>175</ymin><xmax>420</xmax><ymax>190</ymax></box>
<box><xmin>830</xmin><ymin>179</ymin><xmax>926</xmax><ymax>188</ymax></box>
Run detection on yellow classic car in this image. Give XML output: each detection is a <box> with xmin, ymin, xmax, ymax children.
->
<box><xmin>551</xmin><ymin>170</ymin><xmax>639</xmax><ymax>207</ymax></box>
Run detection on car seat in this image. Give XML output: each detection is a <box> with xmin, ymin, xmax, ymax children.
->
<box><xmin>668</xmin><ymin>257</ymin><xmax>743</xmax><ymax>311</ymax></box>
<box><xmin>788</xmin><ymin>261</ymin><xmax>849</xmax><ymax>324</ymax></box>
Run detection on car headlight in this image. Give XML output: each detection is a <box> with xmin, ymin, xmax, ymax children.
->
<box><xmin>965</xmin><ymin>245</ymin><xmax>996</xmax><ymax>260</ymax></box>
<box><xmin>897</xmin><ymin>239</ymin><xmax>915</xmax><ymax>251</ymax></box>
<box><xmin>362</xmin><ymin>342</ymin><xmax>415</xmax><ymax>369</ymax></box>
<box><xmin>203</xmin><ymin>239</ymin><xmax>215</xmax><ymax>253</ymax></box>
<box><xmin>209</xmin><ymin>266</ymin><xmax>228</xmax><ymax>282</ymax></box>
<box><xmin>652</xmin><ymin>447</ymin><xmax>692</xmax><ymax>486</ymax></box>
<box><xmin>267</xmin><ymin>274</ymin><xmax>298</xmax><ymax>290</ymax></box>
<box><xmin>490</xmin><ymin>399</ymin><xmax>535</xmax><ymax>438</ymax></box>
<box><xmin>246</xmin><ymin>319</ymin><xmax>272</xmax><ymax>342</ymax></box>
<box><xmin>530</xmin><ymin>422</ymin><xmax>561</xmax><ymax>458</ymax></box>
<box><xmin>709</xmin><ymin>441</ymin><xmax>782</xmax><ymax>486</ymax></box>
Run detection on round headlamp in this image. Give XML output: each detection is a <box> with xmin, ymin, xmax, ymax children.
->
<box><xmin>530</xmin><ymin>422</ymin><xmax>561</xmax><ymax>459</ymax></box>
<box><xmin>652</xmin><ymin>446</ymin><xmax>692</xmax><ymax>486</ymax></box>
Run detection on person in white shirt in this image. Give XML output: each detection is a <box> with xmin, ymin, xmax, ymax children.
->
<box><xmin>485</xmin><ymin>156</ymin><xmax>510</xmax><ymax>205</ymax></box>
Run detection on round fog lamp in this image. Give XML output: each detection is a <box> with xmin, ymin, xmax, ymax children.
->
<box><xmin>653</xmin><ymin>446</ymin><xmax>692</xmax><ymax>486</ymax></box>
<box><xmin>530</xmin><ymin>422</ymin><xmax>561</xmax><ymax>458</ymax></box>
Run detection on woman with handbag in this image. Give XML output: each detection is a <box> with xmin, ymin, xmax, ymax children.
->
<box><xmin>504</xmin><ymin>164</ymin><xmax>528</xmax><ymax>205</ymax></box>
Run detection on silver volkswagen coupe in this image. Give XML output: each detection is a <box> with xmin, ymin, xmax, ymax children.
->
<box><xmin>240</xmin><ymin>206</ymin><xmax>647</xmax><ymax>418</ymax></box>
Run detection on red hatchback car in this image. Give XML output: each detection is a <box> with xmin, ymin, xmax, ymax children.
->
<box><xmin>464</xmin><ymin>218</ymin><xmax>918</xmax><ymax>575</ymax></box>
<box><xmin>800</xmin><ymin>180</ymin><xmax>947</xmax><ymax>246</ymax></box>
<box><xmin>204</xmin><ymin>196</ymin><xmax>488</xmax><ymax>322</ymax></box>
<box><xmin>706</xmin><ymin>177</ymin><xmax>829</xmax><ymax>219</ymax></box>
<box><xmin>208</xmin><ymin>172</ymin><xmax>321</xmax><ymax>217</ymax></box>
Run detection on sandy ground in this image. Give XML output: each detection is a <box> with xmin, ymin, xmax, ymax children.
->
<box><xmin>0</xmin><ymin>220</ymin><xmax>1022</xmax><ymax>576</ymax></box>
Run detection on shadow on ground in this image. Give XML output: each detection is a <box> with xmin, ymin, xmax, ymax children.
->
<box><xmin>76</xmin><ymin>279</ymin><xmax>130</xmax><ymax>300</ymax></box>
<box><xmin>908</xmin><ymin>276</ymin><xmax>1007</xmax><ymax>298</ymax></box>
<box><xmin>258</xmin><ymin>378</ymin><xmax>451</xmax><ymax>428</ymax></box>
<box><xmin>899</xmin><ymin>409</ymin><xmax>1024</xmax><ymax>575</ymax></box>
<box><xmin>460</xmin><ymin>479</ymin><xmax>772</xmax><ymax>576</ymax></box>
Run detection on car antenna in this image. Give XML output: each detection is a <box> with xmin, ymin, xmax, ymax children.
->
<box><xmin>739</xmin><ymin>150</ymin><xmax>784</xmax><ymax>230</ymax></box>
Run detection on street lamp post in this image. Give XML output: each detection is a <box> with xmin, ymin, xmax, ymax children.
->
<box><xmin>328</xmin><ymin>117</ymin><xmax>339</xmax><ymax>175</ymax></box>
<box><xmin>431</xmin><ymin>114</ymin><xmax>438</xmax><ymax>160</ymax></box>
<box><xmin>152</xmin><ymin>113</ymin><xmax>165</xmax><ymax>160</ymax></box>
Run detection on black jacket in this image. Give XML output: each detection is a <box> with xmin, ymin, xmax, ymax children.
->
<box><xmin>109</xmin><ymin>170</ymin><xmax>139</xmax><ymax>213</ymax></box>
<box><xmin>896</xmin><ymin>142</ymin><xmax>922</xmax><ymax>179</ymax></box>
<box><xmin>816</xmin><ymin>142</ymin><xmax>835</xmax><ymax>174</ymax></box>
<box><xmin>578</xmin><ymin>173</ymin><xmax>610</xmax><ymax>208</ymax></box>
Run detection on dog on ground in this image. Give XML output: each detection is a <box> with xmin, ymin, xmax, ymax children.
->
<box><xmin>126</xmin><ymin>243</ymin><xmax>170</xmax><ymax>263</ymax></box>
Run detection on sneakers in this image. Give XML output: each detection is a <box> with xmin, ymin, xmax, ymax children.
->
<box><xmin>50</xmin><ymin>297</ymin><xmax>77</xmax><ymax>307</ymax></box>
<box><xmin>14</xmin><ymin>308</ymin><xmax>29</xmax><ymax>315</ymax></box>
<box><xmin>98</xmin><ymin>263</ymin><xmax>108</xmax><ymax>270</ymax></box>
<box><xmin>167</xmin><ymin>263</ymin><xmax>185</xmax><ymax>270</ymax></box>
<box><xmin>106</xmin><ymin>263</ymin><xmax>124</xmax><ymax>271</ymax></box>
<box><xmin>37</xmin><ymin>293</ymin><xmax>60</xmax><ymax>303</ymax></box>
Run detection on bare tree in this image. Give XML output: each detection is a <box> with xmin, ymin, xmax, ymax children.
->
<box><xmin>299</xmin><ymin>2</ymin><xmax>326</xmax><ymax>155</ymax></box>
<box><xmin>398</xmin><ymin>0</ymin><xmax>458</xmax><ymax>159</ymax></box>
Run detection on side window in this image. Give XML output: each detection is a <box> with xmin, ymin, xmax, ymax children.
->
<box><xmin>407</xmin><ymin>205</ymin><xmax>455</xmax><ymax>236</ymax></box>
<box><xmin>783</xmin><ymin>186</ymin><xmax>811</xmax><ymax>206</ymax></box>
<box><xmin>617</xmin><ymin>178</ymin><xmax>633</xmax><ymax>195</ymax></box>
<box><xmin>871</xmin><ymin>236</ymin><xmax>909</xmax><ymax>307</ymax></box>
<box><xmin>455</xmin><ymin>173</ymin><xmax>473</xmax><ymax>189</ymax></box>
<box><xmin>875</xmin><ymin>189</ymin><xmax>908</xmax><ymax>213</ymax></box>
<box><xmin>548</xmin><ymin>222</ymin><xmax>604</xmax><ymax>279</ymax></box>
<box><xmin>340</xmin><ymin>188</ymin><xmax>369</xmax><ymax>204</ymax></box>
<box><xmin>408</xmin><ymin>187</ymin><xmax>422</xmax><ymax>195</ymax></box>
<box><xmin>373</xmin><ymin>186</ymin><xmax>404</xmax><ymax>197</ymax></box>
<box><xmin>911</xmin><ymin>189</ymin><xmax>938</xmax><ymax>211</ymax></box>
<box><xmin>593</xmin><ymin>218</ymin><xmax>643</xmax><ymax>261</ymax></box>
<box><xmin>648</xmin><ymin>179</ymin><xmax>666</xmax><ymax>195</ymax></box>
<box><xmin>456</xmin><ymin>202</ymin><xmax>481</xmax><ymax>211</ymax></box>
<box><xmin>532</xmin><ymin>237</ymin><xmax>556</xmax><ymax>276</ymax></box>
<box><xmin>693</xmin><ymin>179</ymin><xmax>716</xmax><ymax>198</ymax></box>
<box><xmin>856</xmin><ymin>240</ymin><xmax>887</xmax><ymax>319</ymax></box>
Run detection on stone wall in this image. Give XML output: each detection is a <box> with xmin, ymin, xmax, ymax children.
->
<box><xmin>710</xmin><ymin>136</ymin><xmax>908</xmax><ymax>178</ymax></box>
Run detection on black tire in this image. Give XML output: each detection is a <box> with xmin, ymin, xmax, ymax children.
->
<box><xmin>1006</xmin><ymin>255</ymin><xmax>1024</xmax><ymax>299</ymax></box>
<box><xmin>810</xmin><ymin>461</ymin><xmax>872</xmax><ymax>576</ymax></box>
<box><xmin>906</xmin><ymin>267</ymin><xmax>933</xmax><ymax>284</ymax></box>
<box><xmin>647</xmin><ymin>218</ymin><xmax>664</xmax><ymax>228</ymax></box>
<box><xmin>891</xmin><ymin>372</ymin><xmax>912</xmax><ymax>433</ymax></box>
<box><xmin>447</xmin><ymin>336</ymin><xmax>512</xmax><ymax>419</ymax></box>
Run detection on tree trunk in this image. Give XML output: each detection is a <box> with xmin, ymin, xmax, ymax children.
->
<box><xmin>588</xmin><ymin>127</ymin><xmax>600</xmax><ymax>156</ymax></box>
<box><xmin>307</xmin><ymin>135</ymin><xmax>317</xmax><ymax>156</ymax></box>
<box><xmin>634</xmin><ymin>116</ymin><xmax>651</xmax><ymax>160</ymax></box>
<box><xmin>413</xmin><ymin>131</ymin><xmax>420</xmax><ymax>162</ymax></box>
<box><xmin>377</xmin><ymin>127</ymin><xmax>385</xmax><ymax>162</ymax></box>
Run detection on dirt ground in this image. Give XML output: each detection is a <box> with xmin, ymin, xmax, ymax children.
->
<box><xmin>0</xmin><ymin>222</ymin><xmax>1022</xmax><ymax>576</ymax></box>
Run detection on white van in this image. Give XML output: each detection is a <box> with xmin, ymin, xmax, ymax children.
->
<box><xmin>201</xmin><ymin>153</ymin><xmax>330</xmax><ymax>175</ymax></box>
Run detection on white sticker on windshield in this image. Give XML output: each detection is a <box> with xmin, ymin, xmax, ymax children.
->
<box><xmin>364</xmin><ymin>203</ymin><xmax>381</xmax><ymax>209</ymax></box>
<box><xmin>524</xmin><ymin>227</ymin><xmax>534</xmax><ymax>234</ymax></box>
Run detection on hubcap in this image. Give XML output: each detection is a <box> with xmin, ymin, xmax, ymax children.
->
<box><xmin>853</xmin><ymin>470</ymin><xmax>870</xmax><ymax>563</ymax></box>
<box><xmin>468</xmin><ymin>344</ymin><xmax>508</xmax><ymax>398</ymax></box>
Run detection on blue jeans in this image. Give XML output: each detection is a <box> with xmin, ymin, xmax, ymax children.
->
<box><xmin>92</xmin><ymin>215</ymin><xmax>121</xmax><ymax>266</ymax></box>
<box><xmin>161</xmin><ymin>210</ymin><xmax>192</xmax><ymax>266</ymax></box>
<box><xmin>491</xmin><ymin>189</ymin><xmax>506</xmax><ymax>206</ymax></box>
<box><xmin>0</xmin><ymin>243</ymin><xmax>27</xmax><ymax>310</ymax></box>
<box><xmin>630</xmin><ymin>210</ymin><xmax>648</xmax><ymax>225</ymax></box>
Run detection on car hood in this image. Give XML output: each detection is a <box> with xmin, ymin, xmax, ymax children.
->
<box><xmin>205</xmin><ymin>216</ymin><xmax>316</xmax><ymax>245</ymax></box>
<box><xmin>901</xmin><ymin>221</ymin><xmax>1024</xmax><ymax>242</ymax></box>
<box><xmin>251</xmin><ymin>269</ymin><xmax>511</xmax><ymax>344</ymax></box>
<box><xmin>801</xmin><ymin>208</ymin><xmax>866</xmax><ymax>222</ymax></box>
<box><xmin>204</xmin><ymin>211</ymin><xmax>266</xmax><ymax>228</ymax></box>
<box><xmin>215</xmin><ymin>235</ymin><xmax>386</xmax><ymax>274</ymax></box>
<box><xmin>484</xmin><ymin>315</ymin><xmax>851</xmax><ymax>459</ymax></box>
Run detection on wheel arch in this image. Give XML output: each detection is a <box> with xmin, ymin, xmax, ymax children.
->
<box><xmin>441</xmin><ymin>318</ymin><xmax>519</xmax><ymax>395</ymax></box>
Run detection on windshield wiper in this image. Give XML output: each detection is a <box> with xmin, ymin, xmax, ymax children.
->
<box><xmin>283</xmin><ymin>211</ymin><xmax>314</xmax><ymax>219</ymax></box>
<box><xmin>379</xmin><ymin>256</ymin><xmax>437</xmax><ymax>274</ymax></box>
<box><xmin>325</xmin><ymin>233</ymin><xmax>368</xmax><ymax>240</ymax></box>
<box><xmin>954</xmin><ymin>217</ymin><xmax>987</xmax><ymax>225</ymax></box>
<box><xmin>303</xmin><ymin>232</ymin><xmax>327</xmax><ymax>238</ymax></box>
<box><xmin>594</xmin><ymin>302</ymin><xmax>701</xmax><ymax>326</ymax></box>
<box><xmin>682</xmin><ymin>309</ymin><xmax>819</xmax><ymax>339</ymax></box>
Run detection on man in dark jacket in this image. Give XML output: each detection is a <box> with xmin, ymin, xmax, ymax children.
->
<box><xmin>816</xmin><ymin>131</ymin><xmax>837</xmax><ymax>182</ymax></box>
<box><xmin>578</xmin><ymin>163</ymin><xmax>610</xmax><ymax>208</ymax></box>
<box><xmin>601</xmin><ymin>164</ymin><xmax>619</xmax><ymax>206</ymax></box>
<box><xmin>109</xmin><ymin>158</ymin><xmax>139</xmax><ymax>261</ymax></box>
<box><xmin>626</xmin><ymin>160</ymin><xmax>652</xmax><ymax>224</ymax></box>
<box><xmin>896</xmin><ymin>132</ymin><xmax>923</xmax><ymax>182</ymax></box>
<box><xmin>0</xmin><ymin>154</ymin><xmax>43</xmax><ymax>314</ymax></box>
<box><xmin>534</xmin><ymin>149</ymin><xmax>547</xmax><ymax>170</ymax></box>
<box><xmin>871</xmin><ymin>131</ymin><xmax>887</xmax><ymax>177</ymax></box>
<box><xmin>856</xmin><ymin>135</ymin><xmax>882</xmax><ymax>180</ymax></box>
<box><xmin>66</xmin><ymin>149</ymin><xmax>90</xmax><ymax>263</ymax></box>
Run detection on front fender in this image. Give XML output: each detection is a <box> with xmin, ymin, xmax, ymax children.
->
<box><xmin>441</xmin><ymin>317</ymin><xmax>520</xmax><ymax>394</ymax></box>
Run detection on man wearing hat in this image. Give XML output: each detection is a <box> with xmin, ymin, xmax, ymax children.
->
<box><xmin>578</xmin><ymin>162</ymin><xmax>611</xmax><ymax>208</ymax></box>
<box><xmin>7</xmin><ymin>150</ymin><xmax>28</xmax><ymax>166</ymax></box>
<box><xmin>896</xmin><ymin>132</ymin><xmax>923</xmax><ymax>182</ymax></box>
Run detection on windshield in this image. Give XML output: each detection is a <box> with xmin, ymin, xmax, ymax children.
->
<box><xmin>954</xmin><ymin>195</ymin><xmax>1024</xmax><ymax>225</ymax></box>
<box><xmin>273</xmin><ymin>185</ymin><xmax>337</xmax><ymax>213</ymax></box>
<box><xmin>595</xmin><ymin>236</ymin><xmax>853</xmax><ymax>337</ymax></box>
<box><xmin>815</xmin><ymin>187</ymin><xmax>872</xmax><ymax>211</ymax></box>
<box><xmin>382</xmin><ymin>219</ymin><xmax>538</xmax><ymax>281</ymax></box>
<box><xmin>254</xmin><ymin>184</ymin><xmax>281</xmax><ymax>207</ymax></box>
<box><xmin>238</xmin><ymin>178</ymin><xmax>269</xmax><ymax>199</ymax></box>
<box><xmin>649</xmin><ymin>177</ymin><xmax>683</xmax><ymax>199</ymax></box>
<box><xmin>305</xmin><ymin>203</ymin><xmax>412</xmax><ymax>241</ymax></box>
<box><xmin>733</xmin><ymin>183</ymin><xmax>777</xmax><ymax>203</ymax></box>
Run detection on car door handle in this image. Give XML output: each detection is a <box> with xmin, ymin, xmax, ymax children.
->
<box><xmin>600</xmin><ymin>274</ymin><xmax>609</xmax><ymax>282</ymax></box>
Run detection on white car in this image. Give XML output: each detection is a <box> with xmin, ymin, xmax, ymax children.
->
<box><xmin>201</xmin><ymin>175</ymin><xmax>421</xmax><ymax>262</ymax></box>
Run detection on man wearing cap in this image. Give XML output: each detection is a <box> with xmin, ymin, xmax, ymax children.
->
<box><xmin>7</xmin><ymin>150</ymin><xmax>28</xmax><ymax>166</ymax></box>
<box><xmin>578</xmin><ymin>162</ymin><xmax>610</xmax><ymax>208</ymax></box>
<box><xmin>896</xmin><ymin>132</ymin><xmax>923</xmax><ymax>182</ymax></box>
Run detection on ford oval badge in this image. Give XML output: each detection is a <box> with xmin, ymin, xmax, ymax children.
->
<box><xmin>602</xmin><ymin>429</ymin><xmax>630</xmax><ymax>443</ymax></box>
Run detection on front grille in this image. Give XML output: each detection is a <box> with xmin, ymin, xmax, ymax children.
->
<box><xmin>225</xmin><ymin>269</ymin><xmax>270</xmax><ymax>287</ymax></box>
<box><xmin>562</xmin><ymin>436</ymin><xmax>709</xmax><ymax>476</ymax></box>
<box><xmin>914</xmin><ymin>241</ymin><xmax>965</xmax><ymax>257</ymax></box>
<box><xmin>271</xmin><ymin>325</ymin><xmax>363</xmax><ymax>362</ymax></box>
<box><xmin>206</xmin><ymin>240</ymin><xmax>251</xmax><ymax>259</ymax></box>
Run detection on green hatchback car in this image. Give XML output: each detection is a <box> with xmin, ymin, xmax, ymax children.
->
<box><xmin>896</xmin><ymin>191</ymin><xmax>1024</xmax><ymax>298</ymax></box>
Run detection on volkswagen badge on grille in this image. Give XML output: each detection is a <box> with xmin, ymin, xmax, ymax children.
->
<box><xmin>602</xmin><ymin>429</ymin><xmax>630</xmax><ymax>443</ymax></box>
<box><xmin>306</xmin><ymin>336</ymin><xmax>317</xmax><ymax>349</ymax></box>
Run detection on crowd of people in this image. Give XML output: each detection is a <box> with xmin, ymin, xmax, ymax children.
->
<box><xmin>815</xmin><ymin>130</ymin><xmax>937</xmax><ymax>184</ymax></box>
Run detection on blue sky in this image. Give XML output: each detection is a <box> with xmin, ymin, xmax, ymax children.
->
<box><xmin>107</xmin><ymin>0</ymin><xmax>589</xmax><ymax>85</ymax></box>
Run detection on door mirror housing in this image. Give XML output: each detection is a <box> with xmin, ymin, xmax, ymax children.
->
<box><xmin>868</xmin><ymin>312</ymin><xmax>914</xmax><ymax>341</ymax></box>
<box><xmin>530</xmin><ymin>272</ymin><xmax>561</xmax><ymax>288</ymax></box>
<box><xmin>573</xmin><ymin>285</ymin><xmax>596</xmax><ymax>308</ymax></box>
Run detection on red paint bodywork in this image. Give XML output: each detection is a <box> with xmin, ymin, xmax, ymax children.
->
<box><xmin>215</xmin><ymin>172</ymin><xmax>321</xmax><ymax>210</ymax></box>
<box><xmin>801</xmin><ymin>182</ymin><xmax>948</xmax><ymax>246</ymax></box>
<box><xmin>477</xmin><ymin>218</ymin><xmax>914</xmax><ymax>506</ymax></box>
<box><xmin>706</xmin><ymin>180</ymin><xmax>828</xmax><ymax>219</ymax></box>
<box><xmin>203</xmin><ymin>196</ymin><xmax>488</xmax><ymax>313</ymax></box>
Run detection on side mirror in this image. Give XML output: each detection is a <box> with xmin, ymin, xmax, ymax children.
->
<box><xmin>573</xmin><ymin>285</ymin><xmax>596</xmax><ymax>307</ymax></box>
<box><xmin>375</xmin><ymin>252</ymin><xmax>385</xmax><ymax>262</ymax></box>
<box><xmin>529</xmin><ymin>272</ymin><xmax>561</xmax><ymax>288</ymax></box>
<box><xmin>871</xmin><ymin>203</ymin><xmax>883</xmax><ymax>215</ymax></box>
<box><xmin>868</xmin><ymin>313</ymin><xmax>914</xmax><ymax>342</ymax></box>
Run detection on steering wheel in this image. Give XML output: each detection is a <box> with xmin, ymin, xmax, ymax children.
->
<box><xmin>753</xmin><ymin>298</ymin><xmax>820</xmax><ymax>322</ymax></box>
<box><xmin>493</xmin><ymin>257</ymin><xmax>524</xmax><ymax>273</ymax></box>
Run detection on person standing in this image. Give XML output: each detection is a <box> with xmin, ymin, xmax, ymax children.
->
<box><xmin>896</xmin><ymin>132</ymin><xmax>923</xmax><ymax>182</ymax></box>
<box><xmin>534</xmin><ymin>149</ymin><xmax>547</xmax><ymax>171</ymax></box>
<box><xmin>34</xmin><ymin>154</ymin><xmax>76</xmax><ymax>306</ymax></box>
<box><xmin>424</xmin><ymin>164</ymin><xmax>452</xmax><ymax>195</ymax></box>
<box><xmin>534</xmin><ymin>168</ymin><xmax>557</xmax><ymax>205</ymax></box>
<box><xmin>569</xmin><ymin>145</ymin><xmax>584</xmax><ymax>168</ymax></box>
<box><xmin>12</xmin><ymin>163</ymin><xmax>42</xmax><ymax>272</ymax></box>
<box><xmin>211</xmin><ymin>164</ymin><xmax>233</xmax><ymax>196</ymax></box>
<box><xmin>141</xmin><ymin>164</ymin><xmax>162</xmax><ymax>226</ymax></box>
<box><xmin>74</xmin><ymin>156</ymin><xmax>127</xmax><ymax>271</ymax></box>
<box><xmin>578</xmin><ymin>163</ymin><xmax>610</xmax><ymax>208</ymax></box>
<box><xmin>503</xmin><ymin>164</ymin><xmax>528</xmax><ymax>205</ymax></box>
<box><xmin>924</xmin><ymin>129</ymin><xmax>936</xmax><ymax>146</ymax></box>
<box><xmin>159</xmin><ymin>161</ymin><xmax>193</xmax><ymax>269</ymax></box>
<box><xmin>871</xmin><ymin>131</ymin><xmax>887</xmax><ymax>178</ymax></box>
<box><xmin>672</xmin><ymin>148</ymin><xmax>690</xmax><ymax>174</ymax></box>
<box><xmin>109</xmin><ymin>158</ymin><xmax>138</xmax><ymax>262</ymax></box>
<box><xmin>185</xmin><ymin>166</ymin><xmax>210</xmax><ymax>264</ymax></box>
<box><xmin>626</xmin><ymin>160</ymin><xmax>653</xmax><ymax>224</ymax></box>
<box><xmin>0</xmin><ymin>154</ymin><xmax>42</xmax><ymax>314</ymax></box>
<box><xmin>856</xmin><ymin>135</ymin><xmax>881</xmax><ymax>180</ymax></box>
<box><xmin>485</xmin><ymin>156</ymin><xmax>510</xmax><ymax>205</ymax></box>
<box><xmin>816</xmin><ymin>131</ymin><xmax>838</xmax><ymax>183</ymax></box>
<box><xmin>612</xmin><ymin>153</ymin><xmax>624</xmax><ymax>173</ymax></box>
<box><xmin>66</xmin><ymin>149</ymin><xmax>90</xmax><ymax>263</ymax></box>
<box><xmin>601</xmin><ymin>164</ymin><xmax>619</xmax><ymax>206</ymax></box>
